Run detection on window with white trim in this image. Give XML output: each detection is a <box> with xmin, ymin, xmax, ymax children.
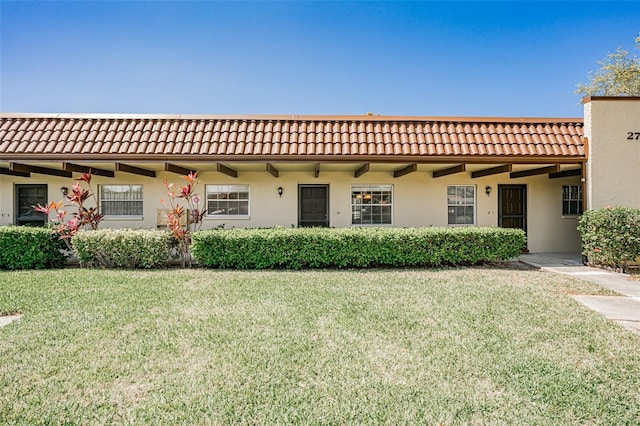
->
<box><xmin>351</xmin><ymin>185</ymin><xmax>392</xmax><ymax>225</ymax></box>
<box><xmin>100</xmin><ymin>185</ymin><xmax>143</xmax><ymax>217</ymax></box>
<box><xmin>206</xmin><ymin>184</ymin><xmax>249</xmax><ymax>217</ymax></box>
<box><xmin>447</xmin><ymin>185</ymin><xmax>475</xmax><ymax>225</ymax></box>
<box><xmin>562</xmin><ymin>185</ymin><xmax>583</xmax><ymax>216</ymax></box>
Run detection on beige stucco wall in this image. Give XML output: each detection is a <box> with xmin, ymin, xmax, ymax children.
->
<box><xmin>585</xmin><ymin>98</ymin><xmax>640</xmax><ymax>209</ymax></box>
<box><xmin>0</xmin><ymin>168</ymin><xmax>582</xmax><ymax>253</ymax></box>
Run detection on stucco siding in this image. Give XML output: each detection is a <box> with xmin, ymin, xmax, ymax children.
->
<box><xmin>585</xmin><ymin>98</ymin><xmax>640</xmax><ymax>209</ymax></box>
<box><xmin>1</xmin><ymin>170</ymin><xmax>581</xmax><ymax>253</ymax></box>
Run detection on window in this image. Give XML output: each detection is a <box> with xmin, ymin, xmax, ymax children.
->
<box><xmin>351</xmin><ymin>185</ymin><xmax>392</xmax><ymax>225</ymax></box>
<box><xmin>15</xmin><ymin>184</ymin><xmax>48</xmax><ymax>227</ymax></box>
<box><xmin>448</xmin><ymin>185</ymin><xmax>475</xmax><ymax>225</ymax></box>
<box><xmin>206</xmin><ymin>185</ymin><xmax>249</xmax><ymax>217</ymax></box>
<box><xmin>100</xmin><ymin>185</ymin><xmax>143</xmax><ymax>217</ymax></box>
<box><xmin>562</xmin><ymin>185</ymin><xmax>583</xmax><ymax>216</ymax></box>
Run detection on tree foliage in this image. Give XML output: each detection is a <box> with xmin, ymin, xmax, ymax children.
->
<box><xmin>575</xmin><ymin>34</ymin><xmax>640</xmax><ymax>99</ymax></box>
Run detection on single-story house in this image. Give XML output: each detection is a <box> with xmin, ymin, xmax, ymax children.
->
<box><xmin>1</xmin><ymin>96</ymin><xmax>639</xmax><ymax>253</ymax></box>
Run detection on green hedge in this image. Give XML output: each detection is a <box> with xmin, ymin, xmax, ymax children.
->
<box><xmin>72</xmin><ymin>229</ymin><xmax>176</xmax><ymax>269</ymax></box>
<box><xmin>191</xmin><ymin>227</ymin><xmax>526</xmax><ymax>269</ymax></box>
<box><xmin>577</xmin><ymin>206</ymin><xmax>640</xmax><ymax>269</ymax></box>
<box><xmin>0</xmin><ymin>226</ymin><xmax>68</xmax><ymax>270</ymax></box>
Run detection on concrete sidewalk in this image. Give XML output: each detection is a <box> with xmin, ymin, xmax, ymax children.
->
<box><xmin>518</xmin><ymin>252</ymin><xmax>640</xmax><ymax>336</ymax></box>
<box><xmin>0</xmin><ymin>314</ymin><xmax>22</xmax><ymax>328</ymax></box>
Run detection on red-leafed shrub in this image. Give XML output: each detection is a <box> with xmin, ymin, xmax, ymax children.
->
<box><xmin>162</xmin><ymin>172</ymin><xmax>206</xmax><ymax>267</ymax></box>
<box><xmin>33</xmin><ymin>173</ymin><xmax>103</xmax><ymax>247</ymax></box>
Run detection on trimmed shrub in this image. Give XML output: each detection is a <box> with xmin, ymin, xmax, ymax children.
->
<box><xmin>191</xmin><ymin>226</ymin><xmax>526</xmax><ymax>269</ymax></box>
<box><xmin>577</xmin><ymin>206</ymin><xmax>640</xmax><ymax>270</ymax></box>
<box><xmin>72</xmin><ymin>229</ymin><xmax>175</xmax><ymax>269</ymax></box>
<box><xmin>0</xmin><ymin>226</ymin><xmax>68</xmax><ymax>270</ymax></box>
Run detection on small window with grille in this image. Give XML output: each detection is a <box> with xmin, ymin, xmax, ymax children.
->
<box><xmin>562</xmin><ymin>185</ymin><xmax>583</xmax><ymax>216</ymax></box>
<box><xmin>206</xmin><ymin>185</ymin><xmax>250</xmax><ymax>217</ymax></box>
<box><xmin>100</xmin><ymin>185</ymin><xmax>143</xmax><ymax>217</ymax></box>
<box><xmin>447</xmin><ymin>185</ymin><xmax>475</xmax><ymax>225</ymax></box>
<box><xmin>351</xmin><ymin>185</ymin><xmax>392</xmax><ymax>225</ymax></box>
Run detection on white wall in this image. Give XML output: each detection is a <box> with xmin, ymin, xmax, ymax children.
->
<box><xmin>1</xmin><ymin>168</ymin><xmax>582</xmax><ymax>252</ymax></box>
<box><xmin>585</xmin><ymin>97</ymin><xmax>640</xmax><ymax>209</ymax></box>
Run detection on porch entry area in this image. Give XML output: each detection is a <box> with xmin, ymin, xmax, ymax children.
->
<box><xmin>14</xmin><ymin>184</ymin><xmax>47</xmax><ymax>226</ymax></box>
<box><xmin>498</xmin><ymin>184</ymin><xmax>527</xmax><ymax>248</ymax></box>
<box><xmin>298</xmin><ymin>184</ymin><xmax>329</xmax><ymax>227</ymax></box>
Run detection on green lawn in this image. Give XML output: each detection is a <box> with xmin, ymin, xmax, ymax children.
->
<box><xmin>1</xmin><ymin>267</ymin><xmax>639</xmax><ymax>424</ymax></box>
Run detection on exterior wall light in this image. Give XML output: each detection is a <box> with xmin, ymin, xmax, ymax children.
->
<box><xmin>277</xmin><ymin>186</ymin><xmax>283</xmax><ymax>197</ymax></box>
<box><xmin>485</xmin><ymin>185</ymin><xmax>492</xmax><ymax>196</ymax></box>
<box><xmin>60</xmin><ymin>186</ymin><xmax>69</xmax><ymax>197</ymax></box>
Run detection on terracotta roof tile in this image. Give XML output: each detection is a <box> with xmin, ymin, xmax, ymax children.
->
<box><xmin>0</xmin><ymin>113</ymin><xmax>584</xmax><ymax>160</ymax></box>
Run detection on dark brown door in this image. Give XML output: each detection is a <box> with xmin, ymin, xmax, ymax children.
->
<box><xmin>15</xmin><ymin>184</ymin><xmax>48</xmax><ymax>226</ymax></box>
<box><xmin>498</xmin><ymin>184</ymin><xmax>527</xmax><ymax>234</ymax></box>
<box><xmin>298</xmin><ymin>184</ymin><xmax>329</xmax><ymax>227</ymax></box>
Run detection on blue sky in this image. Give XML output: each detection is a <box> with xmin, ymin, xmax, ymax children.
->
<box><xmin>1</xmin><ymin>1</ymin><xmax>638</xmax><ymax>117</ymax></box>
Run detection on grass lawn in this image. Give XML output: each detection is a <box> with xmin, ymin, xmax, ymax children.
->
<box><xmin>1</xmin><ymin>266</ymin><xmax>639</xmax><ymax>424</ymax></box>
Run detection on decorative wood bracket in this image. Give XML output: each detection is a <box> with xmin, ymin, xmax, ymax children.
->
<box><xmin>10</xmin><ymin>162</ymin><xmax>71</xmax><ymax>177</ymax></box>
<box><xmin>548</xmin><ymin>168</ymin><xmax>582</xmax><ymax>179</ymax></box>
<box><xmin>0</xmin><ymin>167</ymin><xmax>30</xmax><ymax>177</ymax></box>
<box><xmin>266</xmin><ymin>163</ymin><xmax>279</xmax><ymax>178</ymax></box>
<box><xmin>63</xmin><ymin>162</ymin><xmax>115</xmax><ymax>177</ymax></box>
<box><xmin>165</xmin><ymin>163</ymin><xmax>196</xmax><ymax>175</ymax></box>
<box><xmin>354</xmin><ymin>163</ymin><xmax>370</xmax><ymax>178</ymax></box>
<box><xmin>393</xmin><ymin>163</ymin><xmax>417</xmax><ymax>178</ymax></box>
<box><xmin>510</xmin><ymin>165</ymin><xmax>559</xmax><ymax>179</ymax></box>
<box><xmin>216</xmin><ymin>163</ymin><xmax>238</xmax><ymax>178</ymax></box>
<box><xmin>115</xmin><ymin>163</ymin><xmax>156</xmax><ymax>178</ymax></box>
<box><xmin>433</xmin><ymin>164</ymin><xmax>465</xmax><ymax>178</ymax></box>
<box><xmin>471</xmin><ymin>164</ymin><xmax>512</xmax><ymax>179</ymax></box>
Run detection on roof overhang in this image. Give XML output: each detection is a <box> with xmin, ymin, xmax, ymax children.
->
<box><xmin>0</xmin><ymin>154</ymin><xmax>586</xmax><ymax>164</ymax></box>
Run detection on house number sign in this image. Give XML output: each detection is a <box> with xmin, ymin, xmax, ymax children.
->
<box><xmin>627</xmin><ymin>132</ymin><xmax>640</xmax><ymax>140</ymax></box>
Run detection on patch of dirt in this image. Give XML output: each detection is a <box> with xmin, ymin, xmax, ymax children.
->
<box><xmin>473</xmin><ymin>261</ymin><xmax>538</xmax><ymax>271</ymax></box>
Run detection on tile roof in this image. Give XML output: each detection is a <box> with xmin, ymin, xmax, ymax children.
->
<box><xmin>0</xmin><ymin>113</ymin><xmax>585</xmax><ymax>161</ymax></box>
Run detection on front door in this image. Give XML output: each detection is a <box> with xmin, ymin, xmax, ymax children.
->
<box><xmin>14</xmin><ymin>184</ymin><xmax>48</xmax><ymax>226</ymax></box>
<box><xmin>498</xmin><ymin>184</ymin><xmax>527</xmax><ymax>236</ymax></box>
<box><xmin>298</xmin><ymin>184</ymin><xmax>329</xmax><ymax>227</ymax></box>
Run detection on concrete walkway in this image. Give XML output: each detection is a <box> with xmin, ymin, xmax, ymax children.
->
<box><xmin>518</xmin><ymin>252</ymin><xmax>640</xmax><ymax>336</ymax></box>
<box><xmin>0</xmin><ymin>314</ymin><xmax>22</xmax><ymax>328</ymax></box>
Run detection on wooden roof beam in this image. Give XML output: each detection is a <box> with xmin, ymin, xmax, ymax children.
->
<box><xmin>10</xmin><ymin>162</ymin><xmax>72</xmax><ymax>178</ymax></box>
<box><xmin>393</xmin><ymin>163</ymin><xmax>417</xmax><ymax>178</ymax></box>
<box><xmin>165</xmin><ymin>163</ymin><xmax>196</xmax><ymax>176</ymax></box>
<box><xmin>115</xmin><ymin>163</ymin><xmax>156</xmax><ymax>178</ymax></box>
<box><xmin>266</xmin><ymin>163</ymin><xmax>279</xmax><ymax>178</ymax></box>
<box><xmin>471</xmin><ymin>164</ymin><xmax>512</xmax><ymax>179</ymax></box>
<box><xmin>433</xmin><ymin>164</ymin><xmax>465</xmax><ymax>178</ymax></box>
<box><xmin>216</xmin><ymin>163</ymin><xmax>238</xmax><ymax>178</ymax></box>
<box><xmin>549</xmin><ymin>168</ymin><xmax>582</xmax><ymax>179</ymax></box>
<box><xmin>510</xmin><ymin>165</ymin><xmax>559</xmax><ymax>179</ymax></box>
<box><xmin>63</xmin><ymin>162</ymin><xmax>115</xmax><ymax>177</ymax></box>
<box><xmin>0</xmin><ymin>167</ymin><xmax>30</xmax><ymax>177</ymax></box>
<box><xmin>354</xmin><ymin>163</ymin><xmax>369</xmax><ymax>178</ymax></box>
